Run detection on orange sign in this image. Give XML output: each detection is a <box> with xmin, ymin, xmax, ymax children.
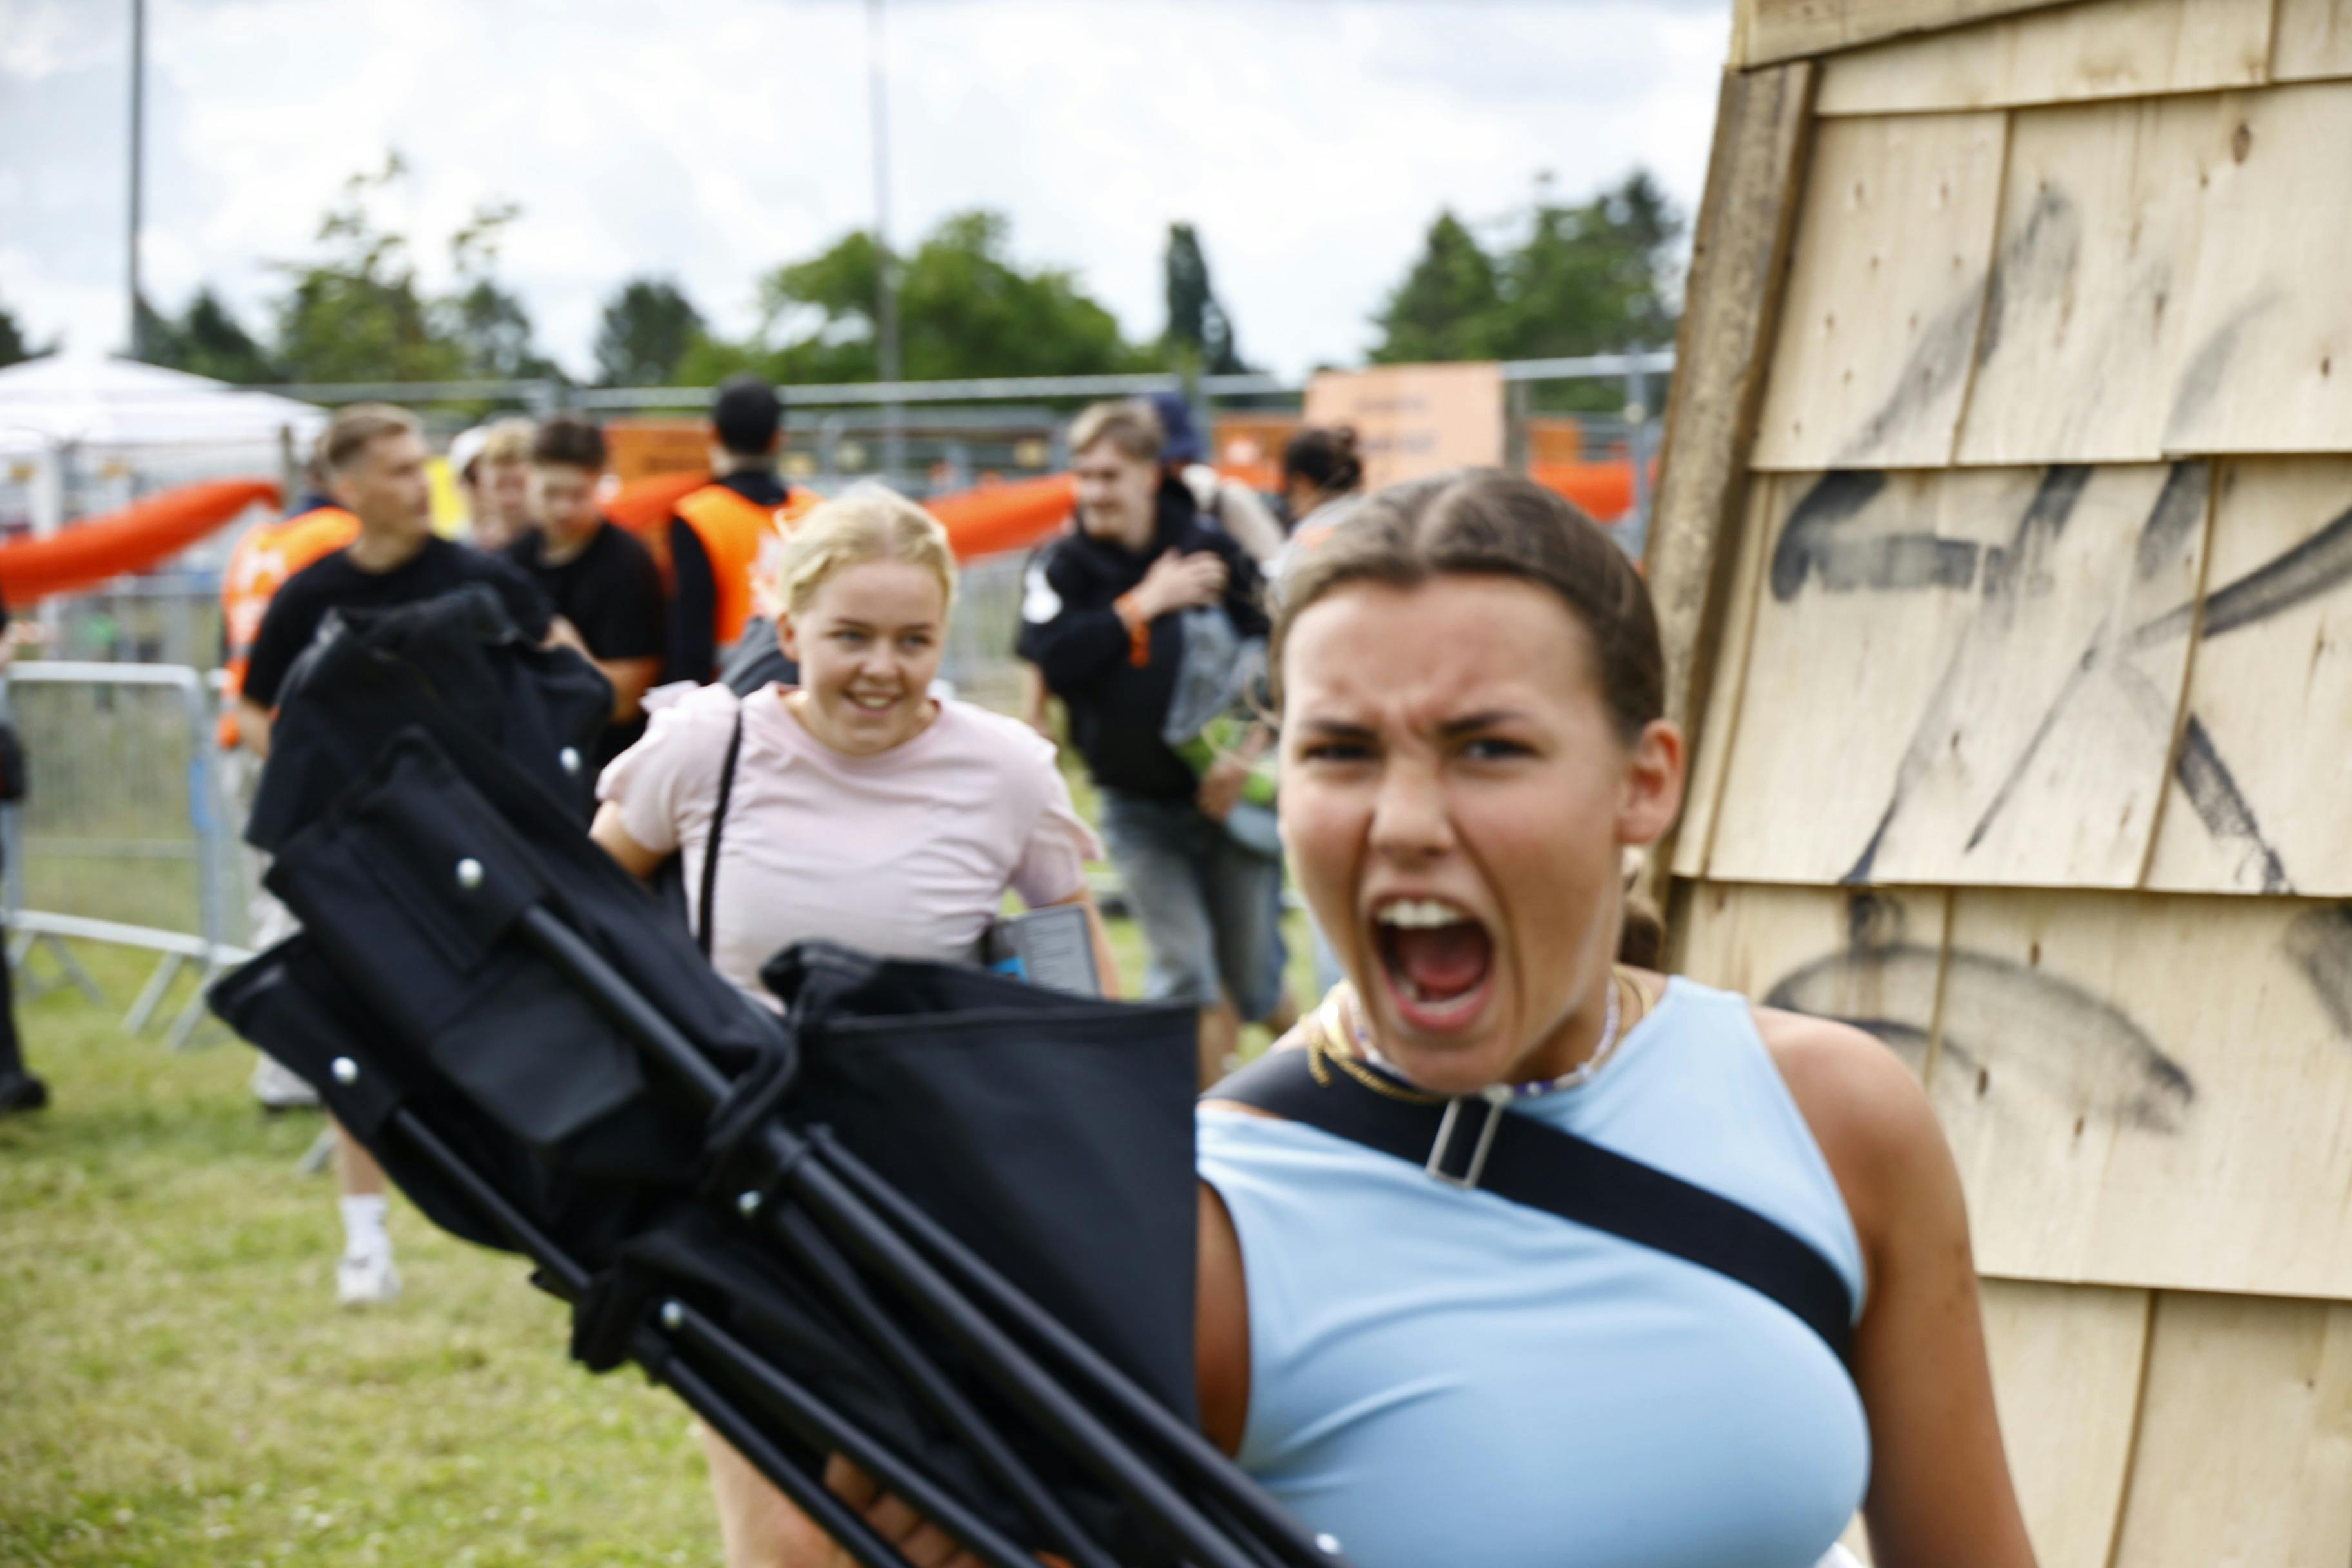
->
<box><xmin>605</xmin><ymin>420</ymin><xmax>710</xmax><ymax>485</ymax></box>
<box><xmin>1303</xmin><ymin>362</ymin><xmax>1504</xmax><ymax>491</ymax></box>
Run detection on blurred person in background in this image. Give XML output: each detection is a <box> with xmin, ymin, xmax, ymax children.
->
<box><xmin>667</xmin><ymin>376</ymin><xmax>819</xmax><ymax>686</ymax></box>
<box><xmin>507</xmin><ymin>415</ymin><xmax>669</xmax><ymax>771</ymax></box>
<box><xmin>1019</xmin><ymin>399</ymin><xmax>1292</xmax><ymax>1086</ymax></box>
<box><xmin>1271</xmin><ymin>423</ymin><xmax>1373</xmax><ymax>1003</ymax></box>
<box><xmin>1147</xmin><ymin>389</ymin><xmax>1286</xmax><ymax>564</ymax></box>
<box><xmin>240</xmin><ymin>404</ymin><xmax>557</xmax><ymax>1306</ymax></box>
<box><xmin>1276</xmin><ymin>422</ymin><xmax>1369</xmax><ymax>570</ymax></box>
<box><xmin>592</xmin><ymin>491</ymin><xmax>1113</xmax><ymax>1563</ymax></box>
<box><xmin>453</xmin><ymin>416</ymin><xmax>539</xmax><ymax>552</ymax></box>
<box><xmin>0</xmin><ymin>588</ymin><xmax>39</xmax><ymax>1117</ymax></box>
<box><xmin>216</xmin><ymin>456</ymin><xmax>359</xmax><ymax>1112</ymax></box>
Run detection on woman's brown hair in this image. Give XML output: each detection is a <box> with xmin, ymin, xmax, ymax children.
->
<box><xmin>1271</xmin><ymin>469</ymin><xmax>1668</xmax><ymax>963</ymax></box>
<box><xmin>1271</xmin><ymin>469</ymin><xmax>1663</xmax><ymax>741</ymax></box>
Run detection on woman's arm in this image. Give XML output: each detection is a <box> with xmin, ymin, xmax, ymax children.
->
<box><xmin>1759</xmin><ymin>1008</ymin><xmax>2037</xmax><ymax>1568</ymax></box>
<box><xmin>589</xmin><ymin>800</ymin><xmax>668</xmax><ymax>881</ymax></box>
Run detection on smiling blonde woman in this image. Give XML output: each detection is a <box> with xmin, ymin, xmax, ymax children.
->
<box><xmin>592</xmin><ymin>486</ymin><xmax>1122</xmax><ymax>1565</ymax></box>
<box><xmin>593</xmin><ymin>487</ymin><xmax>1116</xmax><ymax>1007</ymax></box>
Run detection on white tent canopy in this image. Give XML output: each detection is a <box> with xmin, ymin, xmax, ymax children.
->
<box><xmin>0</xmin><ymin>351</ymin><xmax>326</xmax><ymax>449</ymax></box>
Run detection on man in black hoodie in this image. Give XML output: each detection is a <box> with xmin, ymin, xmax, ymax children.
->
<box><xmin>1017</xmin><ymin>400</ymin><xmax>1284</xmax><ymax>1084</ymax></box>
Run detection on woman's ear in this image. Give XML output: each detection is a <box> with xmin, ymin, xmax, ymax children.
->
<box><xmin>777</xmin><ymin>611</ymin><xmax>801</xmax><ymax>665</ymax></box>
<box><xmin>1617</xmin><ymin>718</ymin><xmax>1686</xmax><ymax>848</ymax></box>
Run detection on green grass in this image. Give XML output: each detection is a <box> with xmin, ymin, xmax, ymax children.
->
<box><xmin>0</xmin><ymin>946</ymin><xmax>726</xmax><ymax>1568</ymax></box>
<box><xmin>0</xmin><ymin>901</ymin><xmax>1315</xmax><ymax>1567</ymax></box>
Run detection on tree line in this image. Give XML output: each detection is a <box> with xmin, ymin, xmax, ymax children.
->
<box><xmin>0</xmin><ymin>155</ymin><xmax>1682</xmax><ymax>408</ymax></box>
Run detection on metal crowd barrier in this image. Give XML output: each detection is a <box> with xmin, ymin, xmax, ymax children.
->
<box><xmin>0</xmin><ymin>660</ymin><xmax>250</xmax><ymax>1048</ymax></box>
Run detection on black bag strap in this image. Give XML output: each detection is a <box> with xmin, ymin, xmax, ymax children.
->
<box><xmin>1207</xmin><ymin>1046</ymin><xmax>1856</xmax><ymax>1369</ymax></box>
<box><xmin>695</xmin><ymin>711</ymin><xmax>746</xmax><ymax>959</ymax></box>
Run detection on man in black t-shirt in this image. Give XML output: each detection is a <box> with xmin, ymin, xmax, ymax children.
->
<box><xmin>235</xmin><ymin>402</ymin><xmax>558</xmax><ymax>1309</ymax></box>
<box><xmin>507</xmin><ymin>416</ymin><xmax>667</xmax><ymax>767</ymax></box>
<box><xmin>240</xmin><ymin>409</ymin><xmax>556</xmax><ymax>751</ymax></box>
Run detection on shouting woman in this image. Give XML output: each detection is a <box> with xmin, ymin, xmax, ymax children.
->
<box><xmin>845</xmin><ymin>471</ymin><xmax>2035</xmax><ymax>1568</ymax></box>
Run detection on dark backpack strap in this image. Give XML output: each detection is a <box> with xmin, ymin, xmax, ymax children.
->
<box><xmin>1208</xmin><ymin>1048</ymin><xmax>1856</xmax><ymax>1369</ymax></box>
<box><xmin>696</xmin><ymin>712</ymin><xmax>746</xmax><ymax>959</ymax></box>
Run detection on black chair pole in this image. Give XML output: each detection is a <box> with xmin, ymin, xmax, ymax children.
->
<box><xmin>375</xmin><ymin>1112</ymin><xmax>916</xmax><ymax>1568</ymax></box>
<box><xmin>818</xmin><ymin>1139</ymin><xmax>1342</xmax><ymax>1568</ymax></box>
<box><xmin>782</xmin><ymin>1153</ymin><xmax>1271</xmax><ymax>1568</ymax></box>
<box><xmin>518</xmin><ymin>908</ymin><xmax>1287</xmax><ymax>1568</ymax></box>
<box><xmin>770</xmin><ymin>1207</ymin><xmax>1122</xmax><ymax>1568</ymax></box>
<box><xmin>666</xmin><ymin>1302</ymin><xmax>1042</xmax><ymax>1568</ymax></box>
<box><xmin>656</xmin><ymin>1346</ymin><xmax>920</xmax><ymax>1568</ymax></box>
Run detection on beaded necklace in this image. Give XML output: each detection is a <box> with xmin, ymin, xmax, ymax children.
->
<box><xmin>1324</xmin><ymin>969</ymin><xmax>1641</xmax><ymax>1102</ymax></box>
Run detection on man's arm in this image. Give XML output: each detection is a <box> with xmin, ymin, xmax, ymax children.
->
<box><xmin>1017</xmin><ymin>549</ymin><xmax>1228</xmax><ymax>696</ymax></box>
<box><xmin>1015</xmin><ymin>552</ymin><xmax>1132</xmax><ymax>695</ymax></box>
<box><xmin>237</xmin><ymin>698</ymin><xmax>273</xmax><ymax>761</ymax></box>
<box><xmin>594</xmin><ymin>655</ymin><xmax>663</xmax><ymax>723</ymax></box>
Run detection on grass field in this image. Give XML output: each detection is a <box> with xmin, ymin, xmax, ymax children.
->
<box><xmin>0</xmin><ymin>906</ymin><xmax>1310</xmax><ymax>1567</ymax></box>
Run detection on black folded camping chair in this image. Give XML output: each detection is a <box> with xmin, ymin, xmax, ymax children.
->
<box><xmin>211</xmin><ymin>588</ymin><xmax>1342</xmax><ymax>1568</ymax></box>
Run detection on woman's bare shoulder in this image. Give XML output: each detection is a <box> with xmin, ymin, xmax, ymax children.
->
<box><xmin>1749</xmin><ymin>1003</ymin><xmax>1958</xmax><ymax>1282</ymax></box>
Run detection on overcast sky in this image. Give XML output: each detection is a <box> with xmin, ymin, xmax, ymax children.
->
<box><xmin>2</xmin><ymin>0</ymin><xmax>1733</xmax><ymax>383</ymax></box>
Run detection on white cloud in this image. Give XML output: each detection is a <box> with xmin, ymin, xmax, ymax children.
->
<box><xmin>1</xmin><ymin>0</ymin><xmax>1732</xmax><ymax>379</ymax></box>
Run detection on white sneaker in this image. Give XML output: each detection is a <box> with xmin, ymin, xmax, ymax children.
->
<box><xmin>251</xmin><ymin>1052</ymin><xmax>322</xmax><ymax>1111</ymax></box>
<box><xmin>335</xmin><ymin>1250</ymin><xmax>401</xmax><ymax>1307</ymax></box>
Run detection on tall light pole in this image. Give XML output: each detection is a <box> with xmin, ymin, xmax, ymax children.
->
<box><xmin>127</xmin><ymin>0</ymin><xmax>147</xmax><ymax>357</ymax></box>
<box><xmin>868</xmin><ymin>0</ymin><xmax>905</xmax><ymax>484</ymax></box>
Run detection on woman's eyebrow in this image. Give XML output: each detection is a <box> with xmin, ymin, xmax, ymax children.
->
<box><xmin>1436</xmin><ymin>709</ymin><xmax>1531</xmax><ymax>738</ymax></box>
<box><xmin>1297</xmin><ymin>717</ymin><xmax>1376</xmax><ymax>740</ymax></box>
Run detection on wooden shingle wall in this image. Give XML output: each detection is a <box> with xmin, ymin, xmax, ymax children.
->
<box><xmin>1661</xmin><ymin>3</ymin><xmax>2352</xmax><ymax>1560</ymax></box>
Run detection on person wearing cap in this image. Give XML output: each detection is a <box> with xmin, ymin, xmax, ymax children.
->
<box><xmin>1146</xmin><ymin>390</ymin><xmax>1286</xmax><ymax>564</ymax></box>
<box><xmin>454</xmin><ymin>416</ymin><xmax>539</xmax><ymax>553</ymax></box>
<box><xmin>667</xmin><ymin>377</ymin><xmax>819</xmax><ymax>685</ymax></box>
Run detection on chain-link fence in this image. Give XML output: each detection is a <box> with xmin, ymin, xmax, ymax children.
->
<box><xmin>1</xmin><ymin>660</ymin><xmax>245</xmax><ymax>1046</ymax></box>
<box><xmin>940</xmin><ymin>553</ymin><xmax>1033</xmax><ymax>715</ymax></box>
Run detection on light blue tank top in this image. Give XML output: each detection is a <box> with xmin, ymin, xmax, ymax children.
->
<box><xmin>1197</xmin><ymin>977</ymin><xmax>1869</xmax><ymax>1567</ymax></box>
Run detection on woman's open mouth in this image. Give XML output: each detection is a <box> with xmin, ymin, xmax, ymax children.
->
<box><xmin>1370</xmin><ymin>896</ymin><xmax>1494</xmax><ymax>1034</ymax></box>
<box><xmin>845</xmin><ymin>691</ymin><xmax>901</xmax><ymax>714</ymax></box>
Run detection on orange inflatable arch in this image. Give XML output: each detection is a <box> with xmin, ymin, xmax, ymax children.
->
<box><xmin>0</xmin><ymin>478</ymin><xmax>280</xmax><ymax>604</ymax></box>
<box><xmin>0</xmin><ymin>458</ymin><xmax>1641</xmax><ymax>612</ymax></box>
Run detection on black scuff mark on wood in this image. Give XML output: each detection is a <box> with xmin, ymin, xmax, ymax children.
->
<box><xmin>2286</xmin><ymin>906</ymin><xmax>2352</xmax><ymax>1041</ymax></box>
<box><xmin>1770</xmin><ymin>470</ymin><xmax>1889</xmax><ymax>600</ymax></box>
<box><xmin>2135</xmin><ymin>461</ymin><xmax>2212</xmax><ymax>583</ymax></box>
<box><xmin>2173</xmin><ymin>714</ymin><xmax>2295</xmax><ymax>894</ymax></box>
<box><xmin>2134</xmin><ymin>501</ymin><xmax>2352</xmax><ymax>649</ymax></box>
<box><xmin>1766</xmin><ymin>939</ymin><xmax>2194</xmax><ymax>1133</ymax></box>
<box><xmin>1963</xmin><ymin>655</ymin><xmax>2094</xmax><ymax>854</ymax></box>
<box><xmin>1834</xmin><ymin>289</ymin><xmax>1988</xmax><ymax>465</ymax></box>
<box><xmin>1837</xmin><ymin>464</ymin><xmax>2094</xmax><ymax>883</ymax></box>
<box><xmin>1972</xmin><ymin>186</ymin><xmax>2081</xmax><ymax>371</ymax></box>
<box><xmin>2162</xmin><ymin>292</ymin><xmax>2280</xmax><ymax>442</ymax></box>
<box><xmin>1831</xmin><ymin>187</ymin><xmax>2082</xmax><ymax>464</ymax></box>
<box><xmin>1955</xmin><ymin>464</ymin><xmax>2206</xmax><ymax>857</ymax></box>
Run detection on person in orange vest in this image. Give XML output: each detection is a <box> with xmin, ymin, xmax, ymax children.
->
<box><xmin>219</xmin><ymin>463</ymin><xmax>361</xmax><ymax>1115</ymax></box>
<box><xmin>217</xmin><ymin>459</ymin><xmax>361</xmax><ymax>751</ymax></box>
<box><xmin>665</xmin><ymin>375</ymin><xmax>816</xmax><ymax>684</ymax></box>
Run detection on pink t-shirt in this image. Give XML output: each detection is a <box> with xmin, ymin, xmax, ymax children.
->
<box><xmin>600</xmin><ymin>684</ymin><xmax>1101</xmax><ymax>1008</ymax></box>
